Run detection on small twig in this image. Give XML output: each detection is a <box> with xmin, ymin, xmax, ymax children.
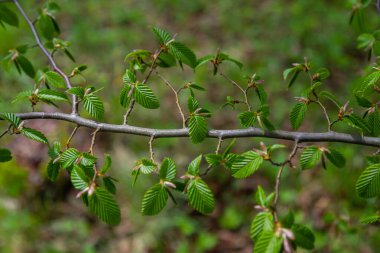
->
<box><xmin>149</xmin><ymin>135</ymin><xmax>156</xmax><ymax>163</ymax></box>
<box><xmin>314</xmin><ymin>100</ymin><xmax>332</xmax><ymax>131</ymax></box>
<box><xmin>123</xmin><ymin>48</ymin><xmax>163</xmax><ymax>124</ymax></box>
<box><xmin>156</xmin><ymin>72</ymin><xmax>186</xmax><ymax>128</ymax></box>
<box><xmin>201</xmin><ymin>136</ymin><xmax>224</xmax><ymax>177</ymax></box>
<box><xmin>0</xmin><ymin>129</ymin><xmax>9</xmax><ymax>139</ymax></box>
<box><xmin>89</xmin><ymin>127</ymin><xmax>101</xmax><ymax>154</ymax></box>
<box><xmin>12</xmin><ymin>0</ymin><xmax>78</xmax><ymax>115</ymax></box>
<box><xmin>66</xmin><ymin>125</ymin><xmax>79</xmax><ymax>149</ymax></box>
<box><xmin>219</xmin><ymin>70</ymin><xmax>252</xmax><ymax>111</ymax></box>
<box><xmin>273</xmin><ymin>165</ymin><xmax>285</xmax><ymax>222</ymax></box>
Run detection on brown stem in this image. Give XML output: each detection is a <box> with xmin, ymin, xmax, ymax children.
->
<box><xmin>66</xmin><ymin>125</ymin><xmax>79</xmax><ymax>149</ymax></box>
<box><xmin>89</xmin><ymin>127</ymin><xmax>101</xmax><ymax>154</ymax></box>
<box><xmin>149</xmin><ymin>135</ymin><xmax>156</xmax><ymax>163</ymax></box>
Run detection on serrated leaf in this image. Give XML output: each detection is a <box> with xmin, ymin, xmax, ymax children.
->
<box><xmin>67</xmin><ymin>87</ymin><xmax>85</xmax><ymax>98</ymax></box>
<box><xmin>187</xmin><ymin>96</ymin><xmax>199</xmax><ymax>113</ymax></box>
<box><xmin>188</xmin><ymin>155</ymin><xmax>202</xmax><ymax>176</ymax></box>
<box><xmin>300</xmin><ymin>146</ymin><xmax>322</xmax><ymax>169</ymax></box>
<box><xmin>253</xmin><ymin>231</ymin><xmax>282</xmax><ymax>253</ymax></box>
<box><xmin>187</xmin><ymin>179</ymin><xmax>215</xmax><ymax>214</ymax></box>
<box><xmin>159</xmin><ymin>158</ymin><xmax>176</xmax><ymax>181</ymax></box>
<box><xmin>139</xmin><ymin>159</ymin><xmax>157</xmax><ymax>174</ymax></box>
<box><xmin>325</xmin><ymin>148</ymin><xmax>346</xmax><ymax>168</ymax></box>
<box><xmin>196</xmin><ymin>55</ymin><xmax>214</xmax><ymax>68</ymax></box>
<box><xmin>83</xmin><ymin>93</ymin><xmax>104</xmax><ymax>119</ymax></box>
<box><xmin>89</xmin><ymin>187</ymin><xmax>121</xmax><ymax>225</ymax></box>
<box><xmin>80</xmin><ymin>153</ymin><xmax>97</xmax><ymax>166</ymax></box>
<box><xmin>319</xmin><ymin>90</ymin><xmax>342</xmax><ymax>108</ymax></box>
<box><xmin>141</xmin><ymin>183</ymin><xmax>168</xmax><ymax>215</ymax></box>
<box><xmin>358</xmin><ymin>70</ymin><xmax>380</xmax><ymax>94</ymax></box>
<box><xmin>205</xmin><ymin>154</ymin><xmax>222</xmax><ymax>167</ymax></box>
<box><xmin>188</xmin><ymin>115</ymin><xmax>208</xmax><ymax>144</ymax></box>
<box><xmin>123</xmin><ymin>69</ymin><xmax>136</xmax><ymax>84</ymax></box>
<box><xmin>359</xmin><ymin>214</ymin><xmax>380</xmax><ymax>224</ymax></box>
<box><xmin>356</xmin><ymin>164</ymin><xmax>380</xmax><ymax>198</ymax></box>
<box><xmin>367</xmin><ymin>109</ymin><xmax>380</xmax><ymax>136</ymax></box>
<box><xmin>344</xmin><ymin>114</ymin><xmax>371</xmax><ymax>134</ymax></box>
<box><xmin>103</xmin><ymin>177</ymin><xmax>116</xmax><ymax>194</ymax></box>
<box><xmin>255</xmin><ymin>186</ymin><xmax>267</xmax><ymax>207</ymax></box>
<box><xmin>20</xmin><ymin>127</ymin><xmax>48</xmax><ymax>144</ymax></box>
<box><xmin>250</xmin><ymin>212</ymin><xmax>274</xmax><ymax>241</ymax></box>
<box><xmin>133</xmin><ymin>83</ymin><xmax>160</xmax><ymax>109</ymax></box>
<box><xmin>231</xmin><ymin>151</ymin><xmax>263</xmax><ymax>179</ymax></box>
<box><xmin>169</xmin><ymin>41</ymin><xmax>197</xmax><ymax>68</ymax></box>
<box><xmin>119</xmin><ymin>84</ymin><xmax>132</xmax><ymax>107</ymax></box>
<box><xmin>71</xmin><ymin>165</ymin><xmax>89</xmax><ymax>190</ymax></box>
<box><xmin>239</xmin><ymin>111</ymin><xmax>256</xmax><ymax>127</ymax></box>
<box><xmin>292</xmin><ymin>224</ymin><xmax>315</xmax><ymax>250</ymax></box>
<box><xmin>151</xmin><ymin>27</ymin><xmax>172</xmax><ymax>45</ymax></box>
<box><xmin>38</xmin><ymin>89</ymin><xmax>69</xmax><ymax>102</ymax></box>
<box><xmin>12</xmin><ymin>90</ymin><xmax>33</xmax><ymax>103</ymax></box>
<box><xmin>355</xmin><ymin>95</ymin><xmax>372</xmax><ymax>108</ymax></box>
<box><xmin>357</xmin><ymin>33</ymin><xmax>375</xmax><ymax>50</ymax></box>
<box><xmin>290</xmin><ymin>102</ymin><xmax>308</xmax><ymax>130</ymax></box>
<box><xmin>0</xmin><ymin>148</ymin><xmax>12</xmax><ymax>162</ymax></box>
<box><xmin>45</xmin><ymin>71</ymin><xmax>66</xmax><ymax>88</ymax></box>
<box><xmin>0</xmin><ymin>113</ymin><xmax>21</xmax><ymax>127</ymax></box>
<box><xmin>16</xmin><ymin>55</ymin><xmax>35</xmax><ymax>78</ymax></box>
<box><xmin>101</xmin><ymin>154</ymin><xmax>112</xmax><ymax>174</ymax></box>
<box><xmin>60</xmin><ymin>148</ymin><xmax>80</xmax><ymax>168</ymax></box>
<box><xmin>47</xmin><ymin>159</ymin><xmax>59</xmax><ymax>181</ymax></box>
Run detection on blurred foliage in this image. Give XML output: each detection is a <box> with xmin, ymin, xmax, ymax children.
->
<box><xmin>1</xmin><ymin>0</ymin><xmax>380</xmax><ymax>252</ymax></box>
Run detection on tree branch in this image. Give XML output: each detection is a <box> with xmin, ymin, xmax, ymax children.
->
<box><xmin>2</xmin><ymin>112</ymin><xmax>379</xmax><ymax>147</ymax></box>
<box><xmin>12</xmin><ymin>0</ymin><xmax>78</xmax><ymax>115</ymax></box>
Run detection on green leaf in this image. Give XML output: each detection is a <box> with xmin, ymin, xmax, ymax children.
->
<box><xmin>151</xmin><ymin>27</ymin><xmax>172</xmax><ymax>45</ymax></box>
<box><xmin>71</xmin><ymin>165</ymin><xmax>90</xmax><ymax>190</ymax></box>
<box><xmin>103</xmin><ymin>177</ymin><xmax>116</xmax><ymax>194</ymax></box>
<box><xmin>12</xmin><ymin>90</ymin><xmax>33</xmax><ymax>103</ymax></box>
<box><xmin>355</xmin><ymin>95</ymin><xmax>372</xmax><ymax>108</ymax></box>
<box><xmin>83</xmin><ymin>93</ymin><xmax>104</xmax><ymax>119</ymax></box>
<box><xmin>20</xmin><ymin>127</ymin><xmax>48</xmax><ymax>144</ymax></box>
<box><xmin>239</xmin><ymin>111</ymin><xmax>256</xmax><ymax>127</ymax></box>
<box><xmin>282</xmin><ymin>211</ymin><xmax>295</xmax><ymax>228</ymax></box>
<box><xmin>205</xmin><ymin>154</ymin><xmax>222</xmax><ymax>167</ymax></box>
<box><xmin>48</xmin><ymin>141</ymin><xmax>61</xmax><ymax>159</ymax></box>
<box><xmin>139</xmin><ymin>159</ymin><xmax>157</xmax><ymax>174</ymax></box>
<box><xmin>367</xmin><ymin>109</ymin><xmax>380</xmax><ymax>136</ymax></box>
<box><xmin>289</xmin><ymin>102</ymin><xmax>308</xmax><ymax>130</ymax></box>
<box><xmin>359</xmin><ymin>214</ymin><xmax>380</xmax><ymax>224</ymax></box>
<box><xmin>253</xmin><ymin>231</ymin><xmax>282</xmax><ymax>253</ymax></box>
<box><xmin>141</xmin><ymin>183</ymin><xmax>168</xmax><ymax>215</ymax></box>
<box><xmin>255</xmin><ymin>186</ymin><xmax>267</xmax><ymax>207</ymax></box>
<box><xmin>100</xmin><ymin>154</ymin><xmax>112</xmax><ymax>174</ymax></box>
<box><xmin>159</xmin><ymin>158</ymin><xmax>176</xmax><ymax>181</ymax></box>
<box><xmin>196</xmin><ymin>55</ymin><xmax>214</xmax><ymax>68</ymax></box>
<box><xmin>60</xmin><ymin>148</ymin><xmax>80</xmax><ymax>168</ymax></box>
<box><xmin>0</xmin><ymin>148</ymin><xmax>12</xmax><ymax>162</ymax></box>
<box><xmin>133</xmin><ymin>83</ymin><xmax>160</xmax><ymax>109</ymax></box>
<box><xmin>344</xmin><ymin>114</ymin><xmax>371</xmax><ymax>134</ymax></box>
<box><xmin>300</xmin><ymin>146</ymin><xmax>322</xmax><ymax>169</ymax></box>
<box><xmin>0</xmin><ymin>113</ymin><xmax>21</xmax><ymax>127</ymax></box>
<box><xmin>16</xmin><ymin>55</ymin><xmax>35</xmax><ymax>78</ymax></box>
<box><xmin>315</xmin><ymin>68</ymin><xmax>330</xmax><ymax>80</ymax></box>
<box><xmin>47</xmin><ymin>159</ymin><xmax>59</xmax><ymax>181</ymax></box>
<box><xmin>45</xmin><ymin>71</ymin><xmax>66</xmax><ymax>88</ymax></box>
<box><xmin>356</xmin><ymin>164</ymin><xmax>380</xmax><ymax>198</ymax></box>
<box><xmin>231</xmin><ymin>151</ymin><xmax>263</xmax><ymax>179</ymax></box>
<box><xmin>187</xmin><ymin>96</ymin><xmax>199</xmax><ymax>113</ymax></box>
<box><xmin>187</xmin><ymin>179</ymin><xmax>215</xmax><ymax>214</ymax></box>
<box><xmin>79</xmin><ymin>153</ymin><xmax>97</xmax><ymax>166</ymax></box>
<box><xmin>169</xmin><ymin>41</ymin><xmax>197</xmax><ymax>69</ymax></box>
<box><xmin>119</xmin><ymin>84</ymin><xmax>132</xmax><ymax>107</ymax></box>
<box><xmin>38</xmin><ymin>89</ymin><xmax>69</xmax><ymax>102</ymax></box>
<box><xmin>188</xmin><ymin>115</ymin><xmax>208</xmax><ymax>144</ymax></box>
<box><xmin>89</xmin><ymin>187</ymin><xmax>121</xmax><ymax>225</ymax></box>
<box><xmin>250</xmin><ymin>212</ymin><xmax>274</xmax><ymax>241</ymax></box>
<box><xmin>188</xmin><ymin>155</ymin><xmax>202</xmax><ymax>176</ymax></box>
<box><xmin>38</xmin><ymin>14</ymin><xmax>58</xmax><ymax>40</ymax></box>
<box><xmin>357</xmin><ymin>33</ymin><xmax>375</xmax><ymax>50</ymax></box>
<box><xmin>0</xmin><ymin>5</ymin><xmax>19</xmax><ymax>27</ymax></box>
<box><xmin>319</xmin><ymin>90</ymin><xmax>342</xmax><ymax>108</ymax></box>
<box><xmin>67</xmin><ymin>87</ymin><xmax>85</xmax><ymax>98</ymax></box>
<box><xmin>292</xmin><ymin>224</ymin><xmax>315</xmax><ymax>250</ymax></box>
<box><xmin>283</xmin><ymin>67</ymin><xmax>300</xmax><ymax>88</ymax></box>
<box><xmin>325</xmin><ymin>148</ymin><xmax>346</xmax><ymax>168</ymax></box>
<box><xmin>358</xmin><ymin>70</ymin><xmax>380</xmax><ymax>94</ymax></box>
<box><xmin>123</xmin><ymin>69</ymin><xmax>136</xmax><ymax>84</ymax></box>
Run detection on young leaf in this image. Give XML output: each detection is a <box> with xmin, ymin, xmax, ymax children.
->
<box><xmin>250</xmin><ymin>211</ymin><xmax>274</xmax><ymax>241</ymax></box>
<box><xmin>357</xmin><ymin>70</ymin><xmax>380</xmax><ymax>94</ymax></box>
<box><xmin>196</xmin><ymin>55</ymin><xmax>214</xmax><ymax>68</ymax></box>
<box><xmin>239</xmin><ymin>111</ymin><xmax>256</xmax><ymax>127</ymax></box>
<box><xmin>292</xmin><ymin>224</ymin><xmax>315</xmax><ymax>250</ymax></box>
<box><xmin>159</xmin><ymin>158</ymin><xmax>176</xmax><ymax>181</ymax></box>
<box><xmin>16</xmin><ymin>55</ymin><xmax>35</xmax><ymax>78</ymax></box>
<box><xmin>139</xmin><ymin>159</ymin><xmax>157</xmax><ymax>174</ymax></box>
<box><xmin>319</xmin><ymin>90</ymin><xmax>342</xmax><ymax>108</ymax></box>
<box><xmin>188</xmin><ymin>115</ymin><xmax>208</xmax><ymax>144</ymax></box>
<box><xmin>89</xmin><ymin>187</ymin><xmax>121</xmax><ymax>225</ymax></box>
<box><xmin>47</xmin><ymin>159</ymin><xmax>59</xmax><ymax>181</ymax></box>
<box><xmin>205</xmin><ymin>154</ymin><xmax>222</xmax><ymax>167</ymax></box>
<box><xmin>133</xmin><ymin>83</ymin><xmax>160</xmax><ymax>109</ymax></box>
<box><xmin>300</xmin><ymin>146</ymin><xmax>322</xmax><ymax>169</ymax></box>
<box><xmin>367</xmin><ymin>109</ymin><xmax>380</xmax><ymax>136</ymax></box>
<box><xmin>169</xmin><ymin>41</ymin><xmax>197</xmax><ymax>69</ymax></box>
<box><xmin>67</xmin><ymin>87</ymin><xmax>85</xmax><ymax>98</ymax></box>
<box><xmin>20</xmin><ymin>127</ymin><xmax>48</xmax><ymax>144</ymax></box>
<box><xmin>188</xmin><ymin>155</ymin><xmax>202</xmax><ymax>176</ymax></box>
<box><xmin>187</xmin><ymin>96</ymin><xmax>199</xmax><ymax>113</ymax></box>
<box><xmin>151</xmin><ymin>27</ymin><xmax>172</xmax><ymax>45</ymax></box>
<box><xmin>141</xmin><ymin>183</ymin><xmax>168</xmax><ymax>215</ymax></box>
<box><xmin>44</xmin><ymin>71</ymin><xmax>66</xmax><ymax>88</ymax></box>
<box><xmin>344</xmin><ymin>114</ymin><xmax>371</xmax><ymax>134</ymax></box>
<box><xmin>83</xmin><ymin>93</ymin><xmax>104</xmax><ymax>119</ymax></box>
<box><xmin>255</xmin><ymin>186</ymin><xmax>267</xmax><ymax>207</ymax></box>
<box><xmin>356</xmin><ymin>164</ymin><xmax>380</xmax><ymax>198</ymax></box>
<box><xmin>100</xmin><ymin>154</ymin><xmax>112</xmax><ymax>174</ymax></box>
<box><xmin>103</xmin><ymin>177</ymin><xmax>116</xmax><ymax>194</ymax></box>
<box><xmin>0</xmin><ymin>148</ymin><xmax>12</xmax><ymax>162</ymax></box>
<box><xmin>0</xmin><ymin>5</ymin><xmax>19</xmax><ymax>27</ymax></box>
<box><xmin>187</xmin><ymin>179</ymin><xmax>215</xmax><ymax>214</ymax></box>
<box><xmin>71</xmin><ymin>165</ymin><xmax>90</xmax><ymax>190</ymax></box>
<box><xmin>123</xmin><ymin>69</ymin><xmax>136</xmax><ymax>84</ymax></box>
<box><xmin>359</xmin><ymin>214</ymin><xmax>380</xmax><ymax>224</ymax></box>
<box><xmin>0</xmin><ymin>113</ymin><xmax>21</xmax><ymax>128</ymax></box>
<box><xmin>325</xmin><ymin>148</ymin><xmax>346</xmax><ymax>168</ymax></box>
<box><xmin>289</xmin><ymin>102</ymin><xmax>308</xmax><ymax>130</ymax></box>
<box><xmin>119</xmin><ymin>84</ymin><xmax>132</xmax><ymax>107</ymax></box>
<box><xmin>253</xmin><ymin>231</ymin><xmax>283</xmax><ymax>253</ymax></box>
<box><xmin>60</xmin><ymin>148</ymin><xmax>80</xmax><ymax>168</ymax></box>
<box><xmin>231</xmin><ymin>151</ymin><xmax>263</xmax><ymax>179</ymax></box>
<box><xmin>38</xmin><ymin>89</ymin><xmax>69</xmax><ymax>102</ymax></box>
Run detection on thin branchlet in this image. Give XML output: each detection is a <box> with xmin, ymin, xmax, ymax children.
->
<box><xmin>66</xmin><ymin>125</ymin><xmax>80</xmax><ymax>149</ymax></box>
<box><xmin>201</xmin><ymin>136</ymin><xmax>224</xmax><ymax>177</ymax></box>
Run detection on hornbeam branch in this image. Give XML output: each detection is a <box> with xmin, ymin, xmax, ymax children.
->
<box><xmin>12</xmin><ymin>0</ymin><xmax>78</xmax><ymax>114</ymax></box>
<box><xmin>5</xmin><ymin>112</ymin><xmax>380</xmax><ymax>147</ymax></box>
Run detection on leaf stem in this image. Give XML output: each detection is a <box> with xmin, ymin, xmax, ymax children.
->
<box><xmin>66</xmin><ymin>125</ymin><xmax>79</xmax><ymax>149</ymax></box>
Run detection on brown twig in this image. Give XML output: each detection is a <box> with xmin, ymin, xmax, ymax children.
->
<box><xmin>89</xmin><ymin>127</ymin><xmax>101</xmax><ymax>154</ymax></box>
<box><xmin>149</xmin><ymin>135</ymin><xmax>156</xmax><ymax>163</ymax></box>
<box><xmin>66</xmin><ymin>125</ymin><xmax>79</xmax><ymax>149</ymax></box>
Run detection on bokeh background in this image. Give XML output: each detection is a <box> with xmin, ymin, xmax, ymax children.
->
<box><xmin>0</xmin><ymin>0</ymin><xmax>380</xmax><ymax>252</ymax></box>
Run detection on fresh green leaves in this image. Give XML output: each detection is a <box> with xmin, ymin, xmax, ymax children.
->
<box><xmin>89</xmin><ymin>187</ymin><xmax>121</xmax><ymax>225</ymax></box>
<box><xmin>187</xmin><ymin>179</ymin><xmax>215</xmax><ymax>214</ymax></box>
<box><xmin>292</xmin><ymin>224</ymin><xmax>315</xmax><ymax>250</ymax></box>
<box><xmin>0</xmin><ymin>148</ymin><xmax>12</xmax><ymax>162</ymax></box>
<box><xmin>20</xmin><ymin>127</ymin><xmax>48</xmax><ymax>144</ymax></box>
<box><xmin>187</xmin><ymin>96</ymin><xmax>210</xmax><ymax>144</ymax></box>
<box><xmin>231</xmin><ymin>151</ymin><xmax>263</xmax><ymax>179</ymax></box>
<box><xmin>44</xmin><ymin>71</ymin><xmax>66</xmax><ymax>88</ymax></box>
<box><xmin>300</xmin><ymin>146</ymin><xmax>322</xmax><ymax>169</ymax></box>
<box><xmin>0</xmin><ymin>5</ymin><xmax>19</xmax><ymax>27</ymax></box>
<box><xmin>250</xmin><ymin>212</ymin><xmax>274</xmax><ymax>241</ymax></box>
<box><xmin>133</xmin><ymin>83</ymin><xmax>160</xmax><ymax>109</ymax></box>
<box><xmin>169</xmin><ymin>41</ymin><xmax>197</xmax><ymax>69</ymax></box>
<box><xmin>83</xmin><ymin>93</ymin><xmax>104</xmax><ymax>119</ymax></box>
<box><xmin>356</xmin><ymin>164</ymin><xmax>380</xmax><ymax>198</ymax></box>
<box><xmin>289</xmin><ymin>102</ymin><xmax>308</xmax><ymax>130</ymax></box>
<box><xmin>253</xmin><ymin>231</ymin><xmax>283</xmax><ymax>253</ymax></box>
<box><xmin>141</xmin><ymin>183</ymin><xmax>168</xmax><ymax>215</ymax></box>
<box><xmin>357</xmin><ymin>69</ymin><xmax>380</xmax><ymax>94</ymax></box>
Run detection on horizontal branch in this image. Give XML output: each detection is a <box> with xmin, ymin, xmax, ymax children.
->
<box><xmin>2</xmin><ymin>112</ymin><xmax>378</xmax><ymax>147</ymax></box>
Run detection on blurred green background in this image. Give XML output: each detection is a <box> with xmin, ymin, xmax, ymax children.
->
<box><xmin>0</xmin><ymin>0</ymin><xmax>380</xmax><ymax>252</ymax></box>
